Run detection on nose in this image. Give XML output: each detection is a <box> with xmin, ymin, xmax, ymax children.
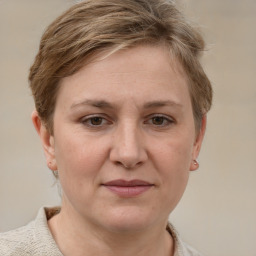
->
<box><xmin>109</xmin><ymin>122</ymin><xmax>148</xmax><ymax>169</ymax></box>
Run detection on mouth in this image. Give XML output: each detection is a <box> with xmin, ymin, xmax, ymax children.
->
<box><xmin>102</xmin><ymin>179</ymin><xmax>154</xmax><ymax>197</ymax></box>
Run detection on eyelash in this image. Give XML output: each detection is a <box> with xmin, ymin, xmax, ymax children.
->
<box><xmin>80</xmin><ymin>115</ymin><xmax>111</xmax><ymax>127</ymax></box>
<box><xmin>80</xmin><ymin>114</ymin><xmax>174</xmax><ymax>128</ymax></box>
<box><xmin>144</xmin><ymin>114</ymin><xmax>174</xmax><ymax>127</ymax></box>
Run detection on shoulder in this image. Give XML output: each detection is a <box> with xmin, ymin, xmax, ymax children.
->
<box><xmin>179</xmin><ymin>242</ymin><xmax>204</xmax><ymax>256</ymax></box>
<box><xmin>167</xmin><ymin>223</ymin><xmax>204</xmax><ymax>256</ymax></box>
<box><xmin>0</xmin><ymin>207</ymin><xmax>62</xmax><ymax>256</ymax></box>
<box><xmin>0</xmin><ymin>221</ymin><xmax>35</xmax><ymax>255</ymax></box>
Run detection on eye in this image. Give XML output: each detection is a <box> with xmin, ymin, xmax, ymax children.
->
<box><xmin>145</xmin><ymin>114</ymin><xmax>174</xmax><ymax>127</ymax></box>
<box><xmin>81</xmin><ymin>115</ymin><xmax>110</xmax><ymax>127</ymax></box>
<box><xmin>89</xmin><ymin>117</ymin><xmax>103</xmax><ymax>126</ymax></box>
<box><xmin>152</xmin><ymin>116</ymin><xmax>165</xmax><ymax>125</ymax></box>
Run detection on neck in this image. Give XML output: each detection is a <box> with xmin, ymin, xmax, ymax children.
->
<box><xmin>48</xmin><ymin>206</ymin><xmax>174</xmax><ymax>256</ymax></box>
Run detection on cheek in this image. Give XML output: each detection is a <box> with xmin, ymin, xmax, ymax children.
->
<box><xmin>54</xmin><ymin>133</ymin><xmax>108</xmax><ymax>183</ymax></box>
<box><xmin>153</xmin><ymin>135</ymin><xmax>194</xmax><ymax>172</ymax></box>
<box><xmin>54</xmin><ymin>135</ymin><xmax>110</xmax><ymax>208</ymax></box>
<box><xmin>151</xmin><ymin>135</ymin><xmax>194</xmax><ymax>192</ymax></box>
<box><xmin>157</xmin><ymin>143</ymin><xmax>191</xmax><ymax>209</ymax></box>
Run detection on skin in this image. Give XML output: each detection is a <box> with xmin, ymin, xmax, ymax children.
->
<box><xmin>32</xmin><ymin>44</ymin><xmax>206</xmax><ymax>256</ymax></box>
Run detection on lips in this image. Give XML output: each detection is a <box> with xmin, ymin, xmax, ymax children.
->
<box><xmin>102</xmin><ymin>179</ymin><xmax>154</xmax><ymax>197</ymax></box>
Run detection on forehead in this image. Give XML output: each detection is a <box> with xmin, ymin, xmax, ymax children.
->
<box><xmin>79</xmin><ymin>44</ymin><xmax>186</xmax><ymax>81</ymax></box>
<box><xmin>57</xmin><ymin>44</ymin><xmax>190</xmax><ymax>109</ymax></box>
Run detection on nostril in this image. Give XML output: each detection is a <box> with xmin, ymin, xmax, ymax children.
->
<box><xmin>109</xmin><ymin>134</ymin><xmax>148</xmax><ymax>169</ymax></box>
<box><xmin>115</xmin><ymin>160</ymin><xmax>143</xmax><ymax>169</ymax></box>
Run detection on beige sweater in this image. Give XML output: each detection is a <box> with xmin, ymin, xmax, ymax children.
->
<box><xmin>0</xmin><ymin>207</ymin><xmax>203</xmax><ymax>256</ymax></box>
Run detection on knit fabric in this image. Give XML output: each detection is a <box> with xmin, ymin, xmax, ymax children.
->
<box><xmin>0</xmin><ymin>207</ymin><xmax>203</xmax><ymax>256</ymax></box>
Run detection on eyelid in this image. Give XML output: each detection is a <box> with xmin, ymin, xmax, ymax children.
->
<box><xmin>80</xmin><ymin>114</ymin><xmax>112</xmax><ymax>126</ymax></box>
<box><xmin>144</xmin><ymin>114</ymin><xmax>175</xmax><ymax>125</ymax></box>
<box><xmin>79</xmin><ymin>113</ymin><xmax>174</xmax><ymax>127</ymax></box>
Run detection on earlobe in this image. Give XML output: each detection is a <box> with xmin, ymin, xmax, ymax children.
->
<box><xmin>190</xmin><ymin>159</ymin><xmax>199</xmax><ymax>171</ymax></box>
<box><xmin>31</xmin><ymin>110</ymin><xmax>57</xmax><ymax>171</ymax></box>
<box><xmin>190</xmin><ymin>115</ymin><xmax>207</xmax><ymax>171</ymax></box>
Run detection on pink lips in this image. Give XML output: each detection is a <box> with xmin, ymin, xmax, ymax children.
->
<box><xmin>103</xmin><ymin>179</ymin><xmax>153</xmax><ymax>197</ymax></box>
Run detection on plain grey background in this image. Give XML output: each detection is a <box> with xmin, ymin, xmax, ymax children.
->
<box><xmin>0</xmin><ymin>1</ymin><xmax>256</xmax><ymax>255</ymax></box>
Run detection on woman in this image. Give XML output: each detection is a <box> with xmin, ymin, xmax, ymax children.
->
<box><xmin>0</xmin><ymin>0</ymin><xmax>212</xmax><ymax>255</ymax></box>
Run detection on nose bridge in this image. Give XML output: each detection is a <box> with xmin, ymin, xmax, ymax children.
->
<box><xmin>110</xmin><ymin>119</ymin><xmax>147</xmax><ymax>168</ymax></box>
<box><xmin>120</xmin><ymin>121</ymin><xmax>139</xmax><ymax>152</ymax></box>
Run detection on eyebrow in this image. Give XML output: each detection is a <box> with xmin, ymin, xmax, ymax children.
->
<box><xmin>143</xmin><ymin>100</ymin><xmax>182</xmax><ymax>109</ymax></box>
<box><xmin>71</xmin><ymin>99</ymin><xmax>114</xmax><ymax>109</ymax></box>
<box><xmin>70</xmin><ymin>99</ymin><xmax>182</xmax><ymax>110</ymax></box>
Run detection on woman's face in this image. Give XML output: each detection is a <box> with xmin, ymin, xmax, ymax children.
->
<box><xmin>37</xmin><ymin>45</ymin><xmax>205</xmax><ymax>232</ymax></box>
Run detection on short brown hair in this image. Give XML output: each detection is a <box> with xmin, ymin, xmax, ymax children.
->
<box><xmin>29</xmin><ymin>0</ymin><xmax>212</xmax><ymax>134</ymax></box>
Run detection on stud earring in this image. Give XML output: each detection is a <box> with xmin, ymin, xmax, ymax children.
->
<box><xmin>47</xmin><ymin>161</ymin><xmax>56</xmax><ymax>170</ymax></box>
<box><xmin>191</xmin><ymin>159</ymin><xmax>199</xmax><ymax>171</ymax></box>
<box><xmin>193</xmin><ymin>159</ymin><xmax>199</xmax><ymax>166</ymax></box>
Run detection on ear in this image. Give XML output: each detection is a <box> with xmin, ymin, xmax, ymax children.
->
<box><xmin>31</xmin><ymin>110</ymin><xmax>57</xmax><ymax>171</ymax></box>
<box><xmin>190</xmin><ymin>115</ymin><xmax>207</xmax><ymax>171</ymax></box>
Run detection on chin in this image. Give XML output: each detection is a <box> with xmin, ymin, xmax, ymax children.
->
<box><xmin>100</xmin><ymin>206</ymin><xmax>162</xmax><ymax>233</ymax></box>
